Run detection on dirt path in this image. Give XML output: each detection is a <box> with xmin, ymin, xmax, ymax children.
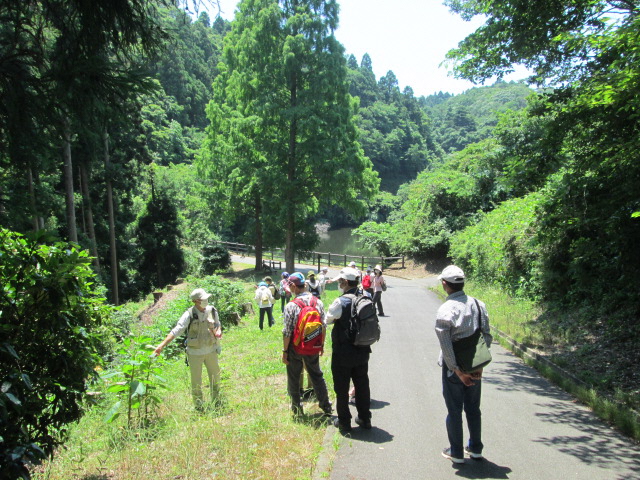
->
<box><xmin>138</xmin><ymin>281</ymin><xmax>190</xmax><ymax>325</ymax></box>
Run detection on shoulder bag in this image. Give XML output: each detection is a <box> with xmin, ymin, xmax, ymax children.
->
<box><xmin>452</xmin><ymin>299</ymin><xmax>492</xmax><ymax>373</ymax></box>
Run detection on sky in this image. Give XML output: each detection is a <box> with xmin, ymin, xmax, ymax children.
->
<box><xmin>202</xmin><ymin>0</ymin><xmax>527</xmax><ymax>97</ymax></box>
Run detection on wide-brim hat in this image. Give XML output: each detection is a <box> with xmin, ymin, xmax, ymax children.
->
<box><xmin>190</xmin><ymin>288</ymin><xmax>211</xmax><ymax>301</ymax></box>
<box><xmin>374</xmin><ymin>264</ymin><xmax>383</xmax><ymax>273</ymax></box>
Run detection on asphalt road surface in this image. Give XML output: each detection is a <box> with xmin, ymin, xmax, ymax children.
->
<box><xmin>327</xmin><ymin>274</ymin><xmax>640</xmax><ymax>480</ymax></box>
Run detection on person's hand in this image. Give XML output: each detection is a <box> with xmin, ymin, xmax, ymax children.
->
<box><xmin>153</xmin><ymin>346</ymin><xmax>163</xmax><ymax>356</ymax></box>
<box><xmin>455</xmin><ymin>369</ymin><xmax>476</xmax><ymax>386</ymax></box>
<box><xmin>215</xmin><ymin>329</ymin><xmax>222</xmax><ymax>338</ymax></box>
<box><xmin>282</xmin><ymin>351</ymin><xmax>289</xmax><ymax>365</ymax></box>
<box><xmin>470</xmin><ymin>369</ymin><xmax>483</xmax><ymax>380</ymax></box>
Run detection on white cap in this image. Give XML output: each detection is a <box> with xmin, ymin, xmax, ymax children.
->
<box><xmin>190</xmin><ymin>288</ymin><xmax>211</xmax><ymax>301</ymax></box>
<box><xmin>349</xmin><ymin>261</ymin><xmax>356</xmax><ymax>267</ymax></box>
<box><xmin>438</xmin><ymin>265</ymin><xmax>465</xmax><ymax>284</ymax></box>
<box><xmin>336</xmin><ymin>267</ymin><xmax>359</xmax><ymax>281</ymax></box>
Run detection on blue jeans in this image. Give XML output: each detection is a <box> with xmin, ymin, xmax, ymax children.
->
<box><xmin>441</xmin><ymin>366</ymin><xmax>483</xmax><ymax>457</ymax></box>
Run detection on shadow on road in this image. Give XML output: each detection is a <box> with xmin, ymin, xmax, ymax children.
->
<box><xmin>486</xmin><ymin>354</ymin><xmax>640</xmax><ymax>477</ymax></box>
<box><xmin>451</xmin><ymin>458</ymin><xmax>512</xmax><ymax>479</ymax></box>
<box><xmin>370</xmin><ymin>398</ymin><xmax>390</xmax><ymax>410</ymax></box>
<box><xmin>340</xmin><ymin>425</ymin><xmax>394</xmax><ymax>444</ymax></box>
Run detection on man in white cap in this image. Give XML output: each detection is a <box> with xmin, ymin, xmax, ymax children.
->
<box><xmin>435</xmin><ymin>265</ymin><xmax>492</xmax><ymax>464</ymax></box>
<box><xmin>155</xmin><ymin>288</ymin><xmax>222</xmax><ymax>410</ymax></box>
<box><xmin>325</xmin><ymin>267</ymin><xmax>372</xmax><ymax>432</ymax></box>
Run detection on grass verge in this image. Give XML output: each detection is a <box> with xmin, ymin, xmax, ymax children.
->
<box><xmin>34</xmin><ymin>276</ymin><xmax>342</xmax><ymax>480</ymax></box>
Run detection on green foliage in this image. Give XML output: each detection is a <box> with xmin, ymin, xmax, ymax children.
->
<box><xmin>352</xmin><ymin>221</ymin><xmax>395</xmax><ymax>257</ymax></box>
<box><xmin>450</xmin><ymin>192</ymin><xmax>543</xmax><ymax>297</ymax></box>
<box><xmin>202</xmin><ymin>0</ymin><xmax>379</xmax><ymax>270</ymax></box>
<box><xmin>383</xmin><ymin>138</ymin><xmax>506</xmax><ymax>258</ymax></box>
<box><xmin>101</xmin><ymin>335</ymin><xmax>167</xmax><ymax>429</ymax></box>
<box><xmin>135</xmin><ymin>186</ymin><xmax>185</xmax><ymax>293</ymax></box>
<box><xmin>0</xmin><ymin>229</ymin><xmax>112</xmax><ymax>477</ymax></box>
<box><xmin>443</xmin><ymin>0</ymin><xmax>640</xmax><ymax>330</ymax></box>
<box><xmin>347</xmin><ymin>57</ymin><xmax>441</xmax><ymax>193</ymax></box>
<box><xmin>426</xmin><ymin>81</ymin><xmax>534</xmax><ymax>153</ymax></box>
<box><xmin>200</xmin><ymin>242</ymin><xmax>232</xmax><ymax>274</ymax></box>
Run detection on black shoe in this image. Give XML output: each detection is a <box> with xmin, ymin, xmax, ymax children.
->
<box><xmin>355</xmin><ymin>416</ymin><xmax>372</xmax><ymax>429</ymax></box>
<box><xmin>321</xmin><ymin>404</ymin><xmax>333</xmax><ymax>416</ymax></box>
<box><xmin>333</xmin><ymin>417</ymin><xmax>352</xmax><ymax>432</ymax></box>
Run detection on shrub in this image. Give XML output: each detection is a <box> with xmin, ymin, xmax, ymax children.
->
<box><xmin>0</xmin><ymin>229</ymin><xmax>112</xmax><ymax>478</ymax></box>
<box><xmin>200</xmin><ymin>242</ymin><xmax>231</xmax><ymax>275</ymax></box>
<box><xmin>449</xmin><ymin>192</ymin><xmax>543</xmax><ymax>297</ymax></box>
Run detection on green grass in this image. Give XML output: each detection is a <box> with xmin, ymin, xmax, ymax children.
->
<box><xmin>34</xmin><ymin>279</ymin><xmax>342</xmax><ymax>480</ymax></box>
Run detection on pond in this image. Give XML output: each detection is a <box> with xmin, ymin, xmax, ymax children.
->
<box><xmin>315</xmin><ymin>227</ymin><xmax>377</xmax><ymax>257</ymax></box>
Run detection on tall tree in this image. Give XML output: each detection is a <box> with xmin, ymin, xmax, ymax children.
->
<box><xmin>201</xmin><ymin>0</ymin><xmax>379</xmax><ymax>271</ymax></box>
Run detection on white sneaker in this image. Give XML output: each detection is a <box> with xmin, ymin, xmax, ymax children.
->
<box><xmin>442</xmin><ymin>448</ymin><xmax>464</xmax><ymax>464</ymax></box>
<box><xmin>465</xmin><ymin>446</ymin><xmax>483</xmax><ymax>460</ymax></box>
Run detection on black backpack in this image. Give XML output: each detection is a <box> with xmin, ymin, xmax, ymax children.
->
<box><xmin>343</xmin><ymin>293</ymin><xmax>380</xmax><ymax>346</ymax></box>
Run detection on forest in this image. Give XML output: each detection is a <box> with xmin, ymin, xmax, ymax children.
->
<box><xmin>1</xmin><ymin>0</ymin><xmax>639</xmax><ymax>477</ymax></box>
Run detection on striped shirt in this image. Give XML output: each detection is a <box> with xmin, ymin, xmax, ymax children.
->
<box><xmin>435</xmin><ymin>291</ymin><xmax>492</xmax><ymax>373</ymax></box>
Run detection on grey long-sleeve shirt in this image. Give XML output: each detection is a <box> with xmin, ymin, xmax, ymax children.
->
<box><xmin>435</xmin><ymin>290</ymin><xmax>492</xmax><ymax>372</ymax></box>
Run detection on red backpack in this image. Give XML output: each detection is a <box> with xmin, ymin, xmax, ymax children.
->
<box><xmin>292</xmin><ymin>296</ymin><xmax>325</xmax><ymax>355</ymax></box>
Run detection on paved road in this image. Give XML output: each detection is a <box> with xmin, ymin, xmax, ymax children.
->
<box><xmin>327</xmin><ymin>275</ymin><xmax>640</xmax><ymax>480</ymax></box>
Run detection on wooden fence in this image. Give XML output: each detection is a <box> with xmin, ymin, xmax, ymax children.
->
<box><xmin>217</xmin><ymin>241</ymin><xmax>405</xmax><ymax>271</ymax></box>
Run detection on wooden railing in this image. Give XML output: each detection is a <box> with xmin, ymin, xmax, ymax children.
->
<box><xmin>217</xmin><ymin>241</ymin><xmax>405</xmax><ymax>271</ymax></box>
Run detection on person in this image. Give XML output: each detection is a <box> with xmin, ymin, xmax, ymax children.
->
<box><xmin>281</xmin><ymin>272</ymin><xmax>332</xmax><ymax>417</ymax></box>
<box><xmin>279</xmin><ymin>272</ymin><xmax>292</xmax><ymax>313</ymax></box>
<box><xmin>317</xmin><ymin>267</ymin><xmax>329</xmax><ymax>296</ymax></box>
<box><xmin>154</xmin><ymin>288</ymin><xmax>222</xmax><ymax>410</ymax></box>
<box><xmin>361</xmin><ymin>266</ymin><xmax>373</xmax><ymax>297</ymax></box>
<box><xmin>306</xmin><ymin>270</ymin><xmax>321</xmax><ymax>298</ymax></box>
<box><xmin>348</xmin><ymin>260</ymin><xmax>362</xmax><ymax>280</ymax></box>
<box><xmin>372</xmin><ymin>265</ymin><xmax>386</xmax><ymax>316</ymax></box>
<box><xmin>434</xmin><ymin>265</ymin><xmax>492</xmax><ymax>464</ymax></box>
<box><xmin>255</xmin><ymin>281</ymin><xmax>275</xmax><ymax>329</ymax></box>
<box><xmin>325</xmin><ymin>267</ymin><xmax>372</xmax><ymax>432</ymax></box>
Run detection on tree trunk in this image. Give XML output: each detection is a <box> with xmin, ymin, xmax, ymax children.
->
<box><xmin>254</xmin><ymin>193</ymin><xmax>263</xmax><ymax>270</ymax></box>
<box><xmin>63</xmin><ymin>118</ymin><xmax>78</xmax><ymax>242</ymax></box>
<box><xmin>285</xmin><ymin>73</ymin><xmax>298</xmax><ymax>273</ymax></box>
<box><xmin>27</xmin><ymin>166</ymin><xmax>39</xmax><ymax>232</ymax></box>
<box><xmin>80</xmin><ymin>161</ymin><xmax>100</xmax><ymax>271</ymax></box>
<box><xmin>104</xmin><ymin>129</ymin><xmax>119</xmax><ymax>305</ymax></box>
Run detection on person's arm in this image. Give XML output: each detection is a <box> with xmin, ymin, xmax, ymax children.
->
<box><xmin>211</xmin><ymin>306</ymin><xmax>222</xmax><ymax>338</ymax></box>
<box><xmin>325</xmin><ymin>297</ymin><xmax>343</xmax><ymax>325</ymax></box>
<box><xmin>281</xmin><ymin>302</ymin><xmax>296</xmax><ymax>364</ymax></box>
<box><xmin>282</xmin><ymin>335</ymin><xmax>291</xmax><ymax>365</ymax></box>
<box><xmin>154</xmin><ymin>332</ymin><xmax>175</xmax><ymax>355</ymax></box>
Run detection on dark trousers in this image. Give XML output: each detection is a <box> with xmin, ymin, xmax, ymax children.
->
<box><xmin>442</xmin><ymin>366</ymin><xmax>483</xmax><ymax>457</ymax></box>
<box><xmin>372</xmin><ymin>291</ymin><xmax>384</xmax><ymax>315</ymax></box>
<box><xmin>259</xmin><ymin>306</ymin><xmax>274</xmax><ymax>329</ymax></box>
<box><xmin>286</xmin><ymin>348</ymin><xmax>331</xmax><ymax>414</ymax></box>
<box><xmin>332</xmin><ymin>361</ymin><xmax>371</xmax><ymax>425</ymax></box>
<box><xmin>280</xmin><ymin>294</ymin><xmax>291</xmax><ymax>312</ymax></box>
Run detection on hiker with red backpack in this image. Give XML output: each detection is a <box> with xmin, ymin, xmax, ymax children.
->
<box><xmin>281</xmin><ymin>272</ymin><xmax>332</xmax><ymax>418</ymax></box>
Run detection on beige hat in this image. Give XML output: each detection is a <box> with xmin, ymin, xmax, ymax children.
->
<box><xmin>336</xmin><ymin>267</ymin><xmax>359</xmax><ymax>281</ymax></box>
<box><xmin>438</xmin><ymin>265</ymin><xmax>465</xmax><ymax>284</ymax></box>
<box><xmin>374</xmin><ymin>264</ymin><xmax>383</xmax><ymax>273</ymax></box>
<box><xmin>190</xmin><ymin>288</ymin><xmax>211</xmax><ymax>301</ymax></box>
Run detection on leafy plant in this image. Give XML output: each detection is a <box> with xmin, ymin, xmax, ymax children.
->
<box><xmin>200</xmin><ymin>242</ymin><xmax>231</xmax><ymax>274</ymax></box>
<box><xmin>0</xmin><ymin>229</ymin><xmax>111</xmax><ymax>478</ymax></box>
<box><xmin>101</xmin><ymin>335</ymin><xmax>166</xmax><ymax>429</ymax></box>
